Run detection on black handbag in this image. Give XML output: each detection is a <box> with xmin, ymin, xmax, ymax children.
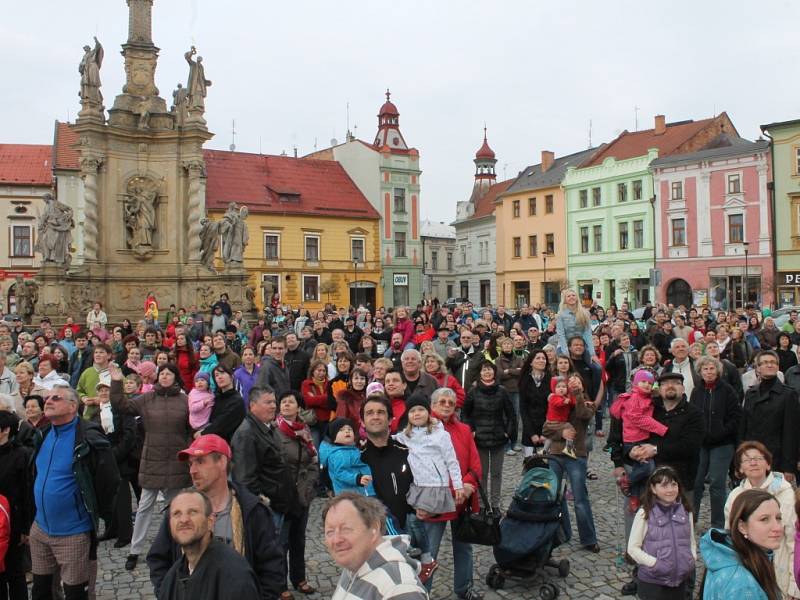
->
<box><xmin>452</xmin><ymin>471</ymin><xmax>502</xmax><ymax>546</ymax></box>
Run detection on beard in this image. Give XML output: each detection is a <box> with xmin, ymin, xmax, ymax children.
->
<box><xmin>662</xmin><ymin>389</ymin><xmax>681</xmax><ymax>401</ymax></box>
<box><xmin>174</xmin><ymin>526</ymin><xmax>208</xmax><ymax>549</ymax></box>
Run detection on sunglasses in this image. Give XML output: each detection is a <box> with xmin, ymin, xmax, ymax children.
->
<box><xmin>435</xmin><ymin>399</ymin><xmax>456</xmax><ymax>407</ymax></box>
<box><xmin>44</xmin><ymin>395</ymin><xmax>66</xmax><ymax>402</ymax></box>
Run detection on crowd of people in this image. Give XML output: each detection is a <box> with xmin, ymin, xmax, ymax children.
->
<box><xmin>0</xmin><ymin>291</ymin><xmax>799</xmax><ymax>599</ymax></box>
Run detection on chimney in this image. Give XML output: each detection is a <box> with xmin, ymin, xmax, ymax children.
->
<box><xmin>541</xmin><ymin>150</ymin><xmax>555</xmax><ymax>172</ymax></box>
<box><xmin>654</xmin><ymin>115</ymin><xmax>666</xmax><ymax>135</ymax></box>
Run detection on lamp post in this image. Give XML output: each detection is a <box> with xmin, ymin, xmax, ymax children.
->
<box><xmin>542</xmin><ymin>251</ymin><xmax>552</xmax><ymax>306</ymax></box>
<box><xmin>353</xmin><ymin>259</ymin><xmax>358</xmax><ymax>307</ymax></box>
<box><xmin>742</xmin><ymin>241</ymin><xmax>750</xmax><ymax>308</ymax></box>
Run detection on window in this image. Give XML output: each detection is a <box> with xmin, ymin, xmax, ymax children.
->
<box><xmin>512</xmin><ymin>200</ymin><xmax>520</xmax><ymax>218</ymax></box>
<box><xmin>430</xmin><ymin>250</ymin><xmax>438</xmax><ymax>270</ymax></box>
<box><xmin>393</xmin><ymin>188</ymin><xmax>406</xmax><ymax>213</ymax></box>
<box><xmin>671</xmin><ymin>181</ymin><xmax>683</xmax><ymax>200</ymax></box>
<box><xmin>447</xmin><ymin>284</ymin><xmax>453</xmax><ymax>298</ymax></box>
<box><xmin>479</xmin><ymin>241</ymin><xmax>489</xmax><ymax>263</ymax></box>
<box><xmin>727</xmin><ymin>174</ymin><xmax>741</xmax><ymax>194</ymax></box>
<box><xmin>619</xmin><ymin>222</ymin><xmax>629</xmax><ymax>250</ymax></box>
<box><xmin>528</xmin><ymin>235</ymin><xmax>537</xmax><ymax>257</ymax></box>
<box><xmin>460</xmin><ymin>245</ymin><xmax>467</xmax><ymax>266</ymax></box>
<box><xmin>729</xmin><ymin>214</ymin><xmax>744</xmax><ymax>243</ymax></box>
<box><xmin>593</xmin><ymin>225</ymin><xmax>602</xmax><ymax>252</ymax></box>
<box><xmin>672</xmin><ymin>218</ymin><xmax>686</xmax><ymax>246</ymax></box>
<box><xmin>11</xmin><ymin>225</ymin><xmax>32</xmax><ymax>257</ymax></box>
<box><xmin>395</xmin><ymin>232</ymin><xmax>406</xmax><ymax>257</ymax></box>
<box><xmin>633</xmin><ymin>180</ymin><xmax>643</xmax><ymax>201</ymax></box>
<box><xmin>617</xmin><ymin>182</ymin><xmax>628</xmax><ymax>203</ymax></box>
<box><xmin>633</xmin><ymin>220</ymin><xmax>644</xmax><ymax>248</ymax></box>
<box><xmin>261</xmin><ymin>274</ymin><xmax>280</xmax><ymax>304</ymax></box>
<box><xmin>796</xmin><ymin>148</ymin><xmax>800</xmax><ymax>174</ymax></box>
<box><xmin>545</xmin><ymin>195</ymin><xmax>554</xmax><ymax>214</ymax></box>
<box><xmin>580</xmin><ymin>227</ymin><xmax>589</xmax><ymax>253</ymax></box>
<box><xmin>303</xmin><ymin>275</ymin><xmax>320</xmax><ymax>302</ymax></box>
<box><xmin>528</xmin><ymin>197</ymin><xmax>537</xmax><ymax>216</ymax></box>
<box><xmin>351</xmin><ymin>238</ymin><xmax>365</xmax><ymax>263</ymax></box>
<box><xmin>512</xmin><ymin>237</ymin><xmax>521</xmax><ymax>258</ymax></box>
<box><xmin>592</xmin><ymin>187</ymin><xmax>601</xmax><ymax>206</ymax></box>
<box><xmin>579</xmin><ymin>190</ymin><xmax>588</xmax><ymax>208</ymax></box>
<box><xmin>447</xmin><ymin>252</ymin><xmax>453</xmax><ymax>270</ymax></box>
<box><xmin>545</xmin><ymin>233</ymin><xmax>554</xmax><ymax>254</ymax></box>
<box><xmin>263</xmin><ymin>233</ymin><xmax>280</xmax><ymax>260</ymax></box>
<box><xmin>304</xmin><ymin>235</ymin><xmax>320</xmax><ymax>262</ymax></box>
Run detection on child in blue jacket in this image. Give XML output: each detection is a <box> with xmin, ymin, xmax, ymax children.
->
<box><xmin>319</xmin><ymin>418</ymin><xmax>375</xmax><ymax>496</ymax></box>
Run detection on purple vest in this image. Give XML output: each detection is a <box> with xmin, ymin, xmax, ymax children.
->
<box><xmin>637</xmin><ymin>502</ymin><xmax>694</xmax><ymax>588</ymax></box>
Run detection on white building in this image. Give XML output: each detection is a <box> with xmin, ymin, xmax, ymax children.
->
<box><xmin>420</xmin><ymin>219</ymin><xmax>456</xmax><ymax>302</ymax></box>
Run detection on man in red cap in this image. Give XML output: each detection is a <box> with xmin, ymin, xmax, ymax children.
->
<box><xmin>147</xmin><ymin>434</ymin><xmax>284</xmax><ymax>600</ymax></box>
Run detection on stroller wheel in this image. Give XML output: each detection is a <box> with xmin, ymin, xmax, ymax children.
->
<box><xmin>539</xmin><ymin>583</ymin><xmax>558</xmax><ymax>600</ymax></box>
<box><xmin>558</xmin><ymin>559</ymin><xmax>570</xmax><ymax>578</ymax></box>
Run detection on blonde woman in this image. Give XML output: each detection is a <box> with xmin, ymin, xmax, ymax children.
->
<box><xmin>555</xmin><ymin>288</ymin><xmax>597</xmax><ymax>363</ymax></box>
<box><xmin>12</xmin><ymin>360</ymin><xmax>45</xmax><ymax>415</ymax></box>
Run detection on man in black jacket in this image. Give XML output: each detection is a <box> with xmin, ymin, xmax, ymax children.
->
<box><xmin>147</xmin><ymin>435</ymin><xmax>284</xmax><ymax>600</ymax></box>
<box><xmin>284</xmin><ymin>333</ymin><xmax>310</xmax><ymax>391</ymax></box>
<box><xmin>740</xmin><ymin>350</ymin><xmax>799</xmax><ymax>484</ymax></box>
<box><xmin>158</xmin><ymin>489</ymin><xmax>260</xmax><ymax>600</ymax></box>
<box><xmin>255</xmin><ymin>337</ymin><xmax>290</xmax><ymax>397</ymax></box>
<box><xmin>230</xmin><ymin>387</ymin><xmax>294</xmax><ymax>524</ymax></box>
<box><xmin>445</xmin><ymin>328</ymin><xmax>483</xmax><ymax>391</ymax></box>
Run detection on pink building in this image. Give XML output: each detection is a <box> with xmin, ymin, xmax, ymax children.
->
<box><xmin>652</xmin><ymin>138</ymin><xmax>773</xmax><ymax>309</ymax></box>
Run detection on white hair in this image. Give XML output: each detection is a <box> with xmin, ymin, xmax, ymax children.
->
<box><xmin>401</xmin><ymin>349</ymin><xmax>421</xmax><ymax>361</ymax></box>
<box><xmin>670</xmin><ymin>337</ymin><xmax>689</xmax><ymax>351</ymax></box>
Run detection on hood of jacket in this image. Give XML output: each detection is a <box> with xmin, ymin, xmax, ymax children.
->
<box><xmin>701</xmin><ymin>528</ymin><xmax>758</xmax><ymax>575</ymax></box>
<box><xmin>319</xmin><ymin>440</ymin><xmax>359</xmax><ymax>465</ymax></box>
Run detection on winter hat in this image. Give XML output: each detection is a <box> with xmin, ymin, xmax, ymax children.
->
<box><xmin>194</xmin><ymin>372</ymin><xmax>211</xmax><ymax>384</ymax></box>
<box><xmin>633</xmin><ymin>370</ymin><xmax>655</xmax><ymax>386</ymax></box>
<box><xmin>329</xmin><ymin>418</ymin><xmax>355</xmax><ymax>442</ymax></box>
<box><xmin>366</xmin><ymin>382</ymin><xmax>385</xmax><ymax>397</ymax></box>
<box><xmin>137</xmin><ymin>361</ymin><xmax>157</xmax><ymax>379</ymax></box>
<box><xmin>405</xmin><ymin>390</ymin><xmax>431</xmax><ymax>414</ymax></box>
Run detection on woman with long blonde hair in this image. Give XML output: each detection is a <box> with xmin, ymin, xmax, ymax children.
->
<box><xmin>556</xmin><ymin>288</ymin><xmax>596</xmax><ymax>362</ymax></box>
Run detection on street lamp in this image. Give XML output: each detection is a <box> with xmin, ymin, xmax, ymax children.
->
<box><xmin>352</xmin><ymin>259</ymin><xmax>358</xmax><ymax>307</ymax></box>
<box><xmin>742</xmin><ymin>241</ymin><xmax>750</xmax><ymax>308</ymax></box>
<box><xmin>542</xmin><ymin>251</ymin><xmax>552</xmax><ymax>305</ymax></box>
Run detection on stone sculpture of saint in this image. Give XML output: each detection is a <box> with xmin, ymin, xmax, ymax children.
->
<box><xmin>199</xmin><ymin>218</ymin><xmax>220</xmax><ymax>271</ymax></box>
<box><xmin>171</xmin><ymin>82</ymin><xmax>189</xmax><ymax>125</ymax></box>
<box><xmin>124</xmin><ymin>178</ymin><xmax>157</xmax><ymax>252</ymax></box>
<box><xmin>14</xmin><ymin>275</ymin><xmax>37</xmax><ymax>324</ymax></box>
<box><xmin>35</xmin><ymin>193</ymin><xmax>74</xmax><ymax>266</ymax></box>
<box><xmin>79</xmin><ymin>37</ymin><xmax>104</xmax><ymax>106</ymax></box>
<box><xmin>219</xmin><ymin>203</ymin><xmax>249</xmax><ymax>266</ymax></box>
<box><xmin>184</xmin><ymin>46</ymin><xmax>211</xmax><ymax>113</ymax></box>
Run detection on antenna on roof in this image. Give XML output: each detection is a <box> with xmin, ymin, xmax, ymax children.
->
<box><xmin>229</xmin><ymin>119</ymin><xmax>236</xmax><ymax>152</ymax></box>
<box><xmin>634</xmin><ymin>106</ymin><xmax>639</xmax><ymax>132</ymax></box>
<box><xmin>314</xmin><ymin>137</ymin><xmax>318</xmax><ymax>151</ymax></box>
<box><xmin>588</xmin><ymin>119</ymin><xmax>593</xmax><ymax>148</ymax></box>
<box><xmin>346</xmin><ymin>102</ymin><xmax>351</xmax><ymax>140</ymax></box>
<box><xmin>502</xmin><ymin>162</ymin><xmax>508</xmax><ymax>179</ymax></box>
<box><xmin>259</xmin><ymin>136</ymin><xmax>262</xmax><ymax>155</ymax></box>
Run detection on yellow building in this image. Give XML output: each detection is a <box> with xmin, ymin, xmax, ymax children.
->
<box><xmin>205</xmin><ymin>150</ymin><xmax>382</xmax><ymax>311</ymax></box>
<box><xmin>495</xmin><ymin>149</ymin><xmax>595</xmax><ymax>309</ymax></box>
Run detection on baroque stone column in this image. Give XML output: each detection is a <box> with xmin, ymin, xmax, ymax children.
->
<box><xmin>183</xmin><ymin>159</ymin><xmax>205</xmax><ymax>262</ymax></box>
<box><xmin>80</xmin><ymin>156</ymin><xmax>103</xmax><ymax>262</ymax></box>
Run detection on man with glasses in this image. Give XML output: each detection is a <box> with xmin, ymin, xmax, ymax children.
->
<box><xmin>740</xmin><ymin>350</ymin><xmax>799</xmax><ymax>484</ymax></box>
<box><xmin>29</xmin><ymin>385</ymin><xmax>120</xmax><ymax>600</ymax></box>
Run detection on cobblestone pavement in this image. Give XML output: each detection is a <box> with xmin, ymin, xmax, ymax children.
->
<box><xmin>94</xmin><ymin>427</ymin><xmax>710</xmax><ymax>599</ymax></box>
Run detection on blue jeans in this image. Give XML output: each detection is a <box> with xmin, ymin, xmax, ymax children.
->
<box><xmin>550</xmin><ymin>456</ymin><xmax>597</xmax><ymax>546</ymax></box>
<box><xmin>693</xmin><ymin>444</ymin><xmax>735</xmax><ymax>530</ymax></box>
<box><xmin>423</xmin><ymin>520</ymin><xmax>475</xmax><ymax>596</ymax></box>
<box><xmin>272</xmin><ymin>510</ymin><xmax>285</xmax><ymax>532</ymax></box>
<box><xmin>405</xmin><ymin>513</ymin><xmax>431</xmax><ymax>559</ymax></box>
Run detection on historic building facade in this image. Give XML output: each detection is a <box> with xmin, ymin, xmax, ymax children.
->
<box><xmin>452</xmin><ymin>132</ymin><xmax>513</xmax><ymax>307</ymax></box>
<box><xmin>565</xmin><ymin>113</ymin><xmax>738</xmax><ymax>308</ymax></box>
<box><xmin>204</xmin><ymin>150</ymin><xmax>382</xmax><ymax>311</ymax></box>
<box><xmin>651</xmin><ymin>140</ymin><xmax>773</xmax><ymax>309</ymax></box>
<box><xmin>761</xmin><ymin>118</ymin><xmax>800</xmax><ymax>306</ymax></box>
<box><xmin>495</xmin><ymin>148</ymin><xmax>595</xmax><ymax>310</ymax></box>
<box><xmin>420</xmin><ymin>219</ymin><xmax>456</xmax><ymax>303</ymax></box>
<box><xmin>305</xmin><ymin>92</ymin><xmax>423</xmax><ymax>309</ymax></box>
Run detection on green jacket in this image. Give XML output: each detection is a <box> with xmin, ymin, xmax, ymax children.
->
<box><xmin>32</xmin><ymin>418</ymin><xmax>121</xmax><ymax>532</ymax></box>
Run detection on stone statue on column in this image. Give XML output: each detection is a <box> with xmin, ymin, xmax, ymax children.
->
<box><xmin>14</xmin><ymin>275</ymin><xmax>37</xmax><ymax>324</ymax></box>
<box><xmin>78</xmin><ymin>37</ymin><xmax>104</xmax><ymax>115</ymax></box>
<box><xmin>171</xmin><ymin>83</ymin><xmax>189</xmax><ymax>126</ymax></box>
<box><xmin>199</xmin><ymin>218</ymin><xmax>220</xmax><ymax>271</ymax></box>
<box><xmin>35</xmin><ymin>193</ymin><xmax>74</xmax><ymax>267</ymax></box>
<box><xmin>218</xmin><ymin>203</ymin><xmax>249</xmax><ymax>267</ymax></box>
<box><xmin>184</xmin><ymin>46</ymin><xmax>211</xmax><ymax>122</ymax></box>
<box><xmin>124</xmin><ymin>177</ymin><xmax>159</xmax><ymax>257</ymax></box>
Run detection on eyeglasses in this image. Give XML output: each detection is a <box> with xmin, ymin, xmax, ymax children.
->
<box><xmin>758</xmin><ymin>360</ymin><xmax>779</xmax><ymax>366</ymax></box>
<box><xmin>741</xmin><ymin>455</ymin><xmax>766</xmax><ymax>463</ymax></box>
<box><xmin>44</xmin><ymin>395</ymin><xmax>65</xmax><ymax>402</ymax></box>
<box><xmin>435</xmin><ymin>399</ymin><xmax>456</xmax><ymax>407</ymax></box>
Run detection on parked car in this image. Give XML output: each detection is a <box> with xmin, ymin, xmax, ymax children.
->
<box><xmin>444</xmin><ymin>297</ymin><xmax>470</xmax><ymax>310</ymax></box>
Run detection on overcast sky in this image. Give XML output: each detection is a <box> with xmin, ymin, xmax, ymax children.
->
<box><xmin>3</xmin><ymin>1</ymin><xmax>798</xmax><ymax>223</ymax></box>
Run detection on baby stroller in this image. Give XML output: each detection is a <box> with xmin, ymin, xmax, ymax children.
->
<box><xmin>485</xmin><ymin>455</ymin><xmax>571</xmax><ymax>599</ymax></box>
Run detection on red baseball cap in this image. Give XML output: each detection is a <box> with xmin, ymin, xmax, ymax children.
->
<box><xmin>177</xmin><ymin>434</ymin><xmax>232</xmax><ymax>461</ymax></box>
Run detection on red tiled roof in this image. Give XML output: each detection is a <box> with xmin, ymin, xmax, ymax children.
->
<box><xmin>0</xmin><ymin>144</ymin><xmax>52</xmax><ymax>186</ymax></box>
<box><xmin>583</xmin><ymin>115</ymin><xmax>723</xmax><ymax>167</ymax></box>
<box><xmin>475</xmin><ymin>137</ymin><xmax>495</xmax><ymax>160</ymax></box>
<box><xmin>470</xmin><ymin>179</ymin><xmax>514</xmax><ymax>220</ymax></box>
<box><xmin>54</xmin><ymin>121</ymin><xmax>80</xmax><ymax>170</ymax></box>
<box><xmin>204</xmin><ymin>149</ymin><xmax>380</xmax><ymax>219</ymax></box>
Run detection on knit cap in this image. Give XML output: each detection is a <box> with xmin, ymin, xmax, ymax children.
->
<box><xmin>329</xmin><ymin>417</ymin><xmax>355</xmax><ymax>442</ymax></box>
<box><xmin>194</xmin><ymin>371</ymin><xmax>211</xmax><ymax>383</ymax></box>
<box><xmin>405</xmin><ymin>390</ymin><xmax>430</xmax><ymax>414</ymax></box>
<box><xmin>633</xmin><ymin>370</ymin><xmax>655</xmax><ymax>386</ymax></box>
<box><xmin>137</xmin><ymin>361</ymin><xmax>157</xmax><ymax>379</ymax></box>
<box><xmin>366</xmin><ymin>382</ymin><xmax>385</xmax><ymax>397</ymax></box>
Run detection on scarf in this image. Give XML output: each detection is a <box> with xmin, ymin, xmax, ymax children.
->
<box><xmin>126</xmin><ymin>358</ymin><xmax>141</xmax><ymax>372</ymax></box>
<box><xmin>277</xmin><ymin>414</ymin><xmax>317</xmax><ymax>457</ymax></box>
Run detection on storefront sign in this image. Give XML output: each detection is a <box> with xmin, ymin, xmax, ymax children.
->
<box><xmin>393</xmin><ymin>273</ymin><xmax>409</xmax><ymax>286</ymax></box>
<box><xmin>779</xmin><ymin>272</ymin><xmax>800</xmax><ymax>286</ymax></box>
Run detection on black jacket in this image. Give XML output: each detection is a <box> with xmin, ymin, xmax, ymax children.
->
<box><xmin>343</xmin><ymin>326</ymin><xmax>363</xmax><ymax>354</ymax></box>
<box><xmin>158</xmin><ymin>539</ymin><xmax>260</xmax><ymax>600</ymax></box>
<box><xmin>203</xmin><ymin>388</ymin><xmax>246</xmax><ymax>443</ymax></box>
<box><xmin>605</xmin><ymin>349</ymin><xmax>639</xmax><ymax>392</ymax></box>
<box><xmin>360</xmin><ymin>437</ymin><xmax>414</xmax><ymax>529</ymax></box>
<box><xmin>255</xmin><ymin>356</ymin><xmax>291</xmax><ymax>397</ymax></box>
<box><xmin>446</xmin><ymin>345</ymin><xmax>483</xmax><ymax>391</ymax></box>
<box><xmin>91</xmin><ymin>406</ymin><xmax>138</xmax><ymax>476</ymax></box>
<box><xmin>648</xmin><ymin>396</ymin><xmax>704</xmax><ymax>491</ymax></box>
<box><xmin>740</xmin><ymin>377</ymin><xmax>800</xmax><ymax>474</ymax></box>
<box><xmin>231</xmin><ymin>415</ymin><xmax>295</xmax><ymax>514</ymax></box>
<box><xmin>689</xmin><ymin>380</ymin><xmax>742</xmax><ymax>449</ymax></box>
<box><xmin>518</xmin><ymin>372</ymin><xmax>550</xmax><ymax>448</ymax></box>
<box><xmin>719</xmin><ymin>358</ymin><xmax>744</xmax><ymax>401</ymax></box>
<box><xmin>284</xmin><ymin>347</ymin><xmax>310</xmax><ymax>391</ymax></box>
<box><xmin>68</xmin><ymin>345</ymin><xmax>94</xmax><ymax>388</ymax></box>
<box><xmin>147</xmin><ymin>481</ymin><xmax>284</xmax><ymax>600</ymax></box>
<box><xmin>462</xmin><ymin>382</ymin><xmax>516</xmax><ymax>449</ymax></box>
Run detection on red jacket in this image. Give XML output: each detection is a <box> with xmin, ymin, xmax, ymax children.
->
<box><xmin>0</xmin><ymin>494</ymin><xmax>9</xmax><ymax>572</ymax></box>
<box><xmin>174</xmin><ymin>347</ymin><xmax>198</xmax><ymax>392</ymax></box>
<box><xmin>301</xmin><ymin>379</ymin><xmax>330</xmax><ymax>422</ymax></box>
<box><xmin>413</xmin><ymin>327</ymin><xmax>435</xmax><ymax>346</ymax></box>
<box><xmin>389</xmin><ymin>395</ymin><xmax>406</xmax><ymax>433</ymax></box>
<box><xmin>394</xmin><ymin>318</ymin><xmax>414</xmax><ymax>349</ymax></box>
<box><xmin>427</xmin><ymin>412</ymin><xmax>482</xmax><ymax>521</ymax></box>
<box><xmin>431</xmin><ymin>371</ymin><xmax>466</xmax><ymax>408</ymax></box>
<box><xmin>335</xmin><ymin>388</ymin><xmax>365</xmax><ymax>434</ymax></box>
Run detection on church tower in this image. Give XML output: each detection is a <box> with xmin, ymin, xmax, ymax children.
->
<box><xmin>373</xmin><ymin>89</ymin><xmax>408</xmax><ymax>151</ymax></box>
<box><xmin>470</xmin><ymin>128</ymin><xmax>497</xmax><ymax>203</ymax></box>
